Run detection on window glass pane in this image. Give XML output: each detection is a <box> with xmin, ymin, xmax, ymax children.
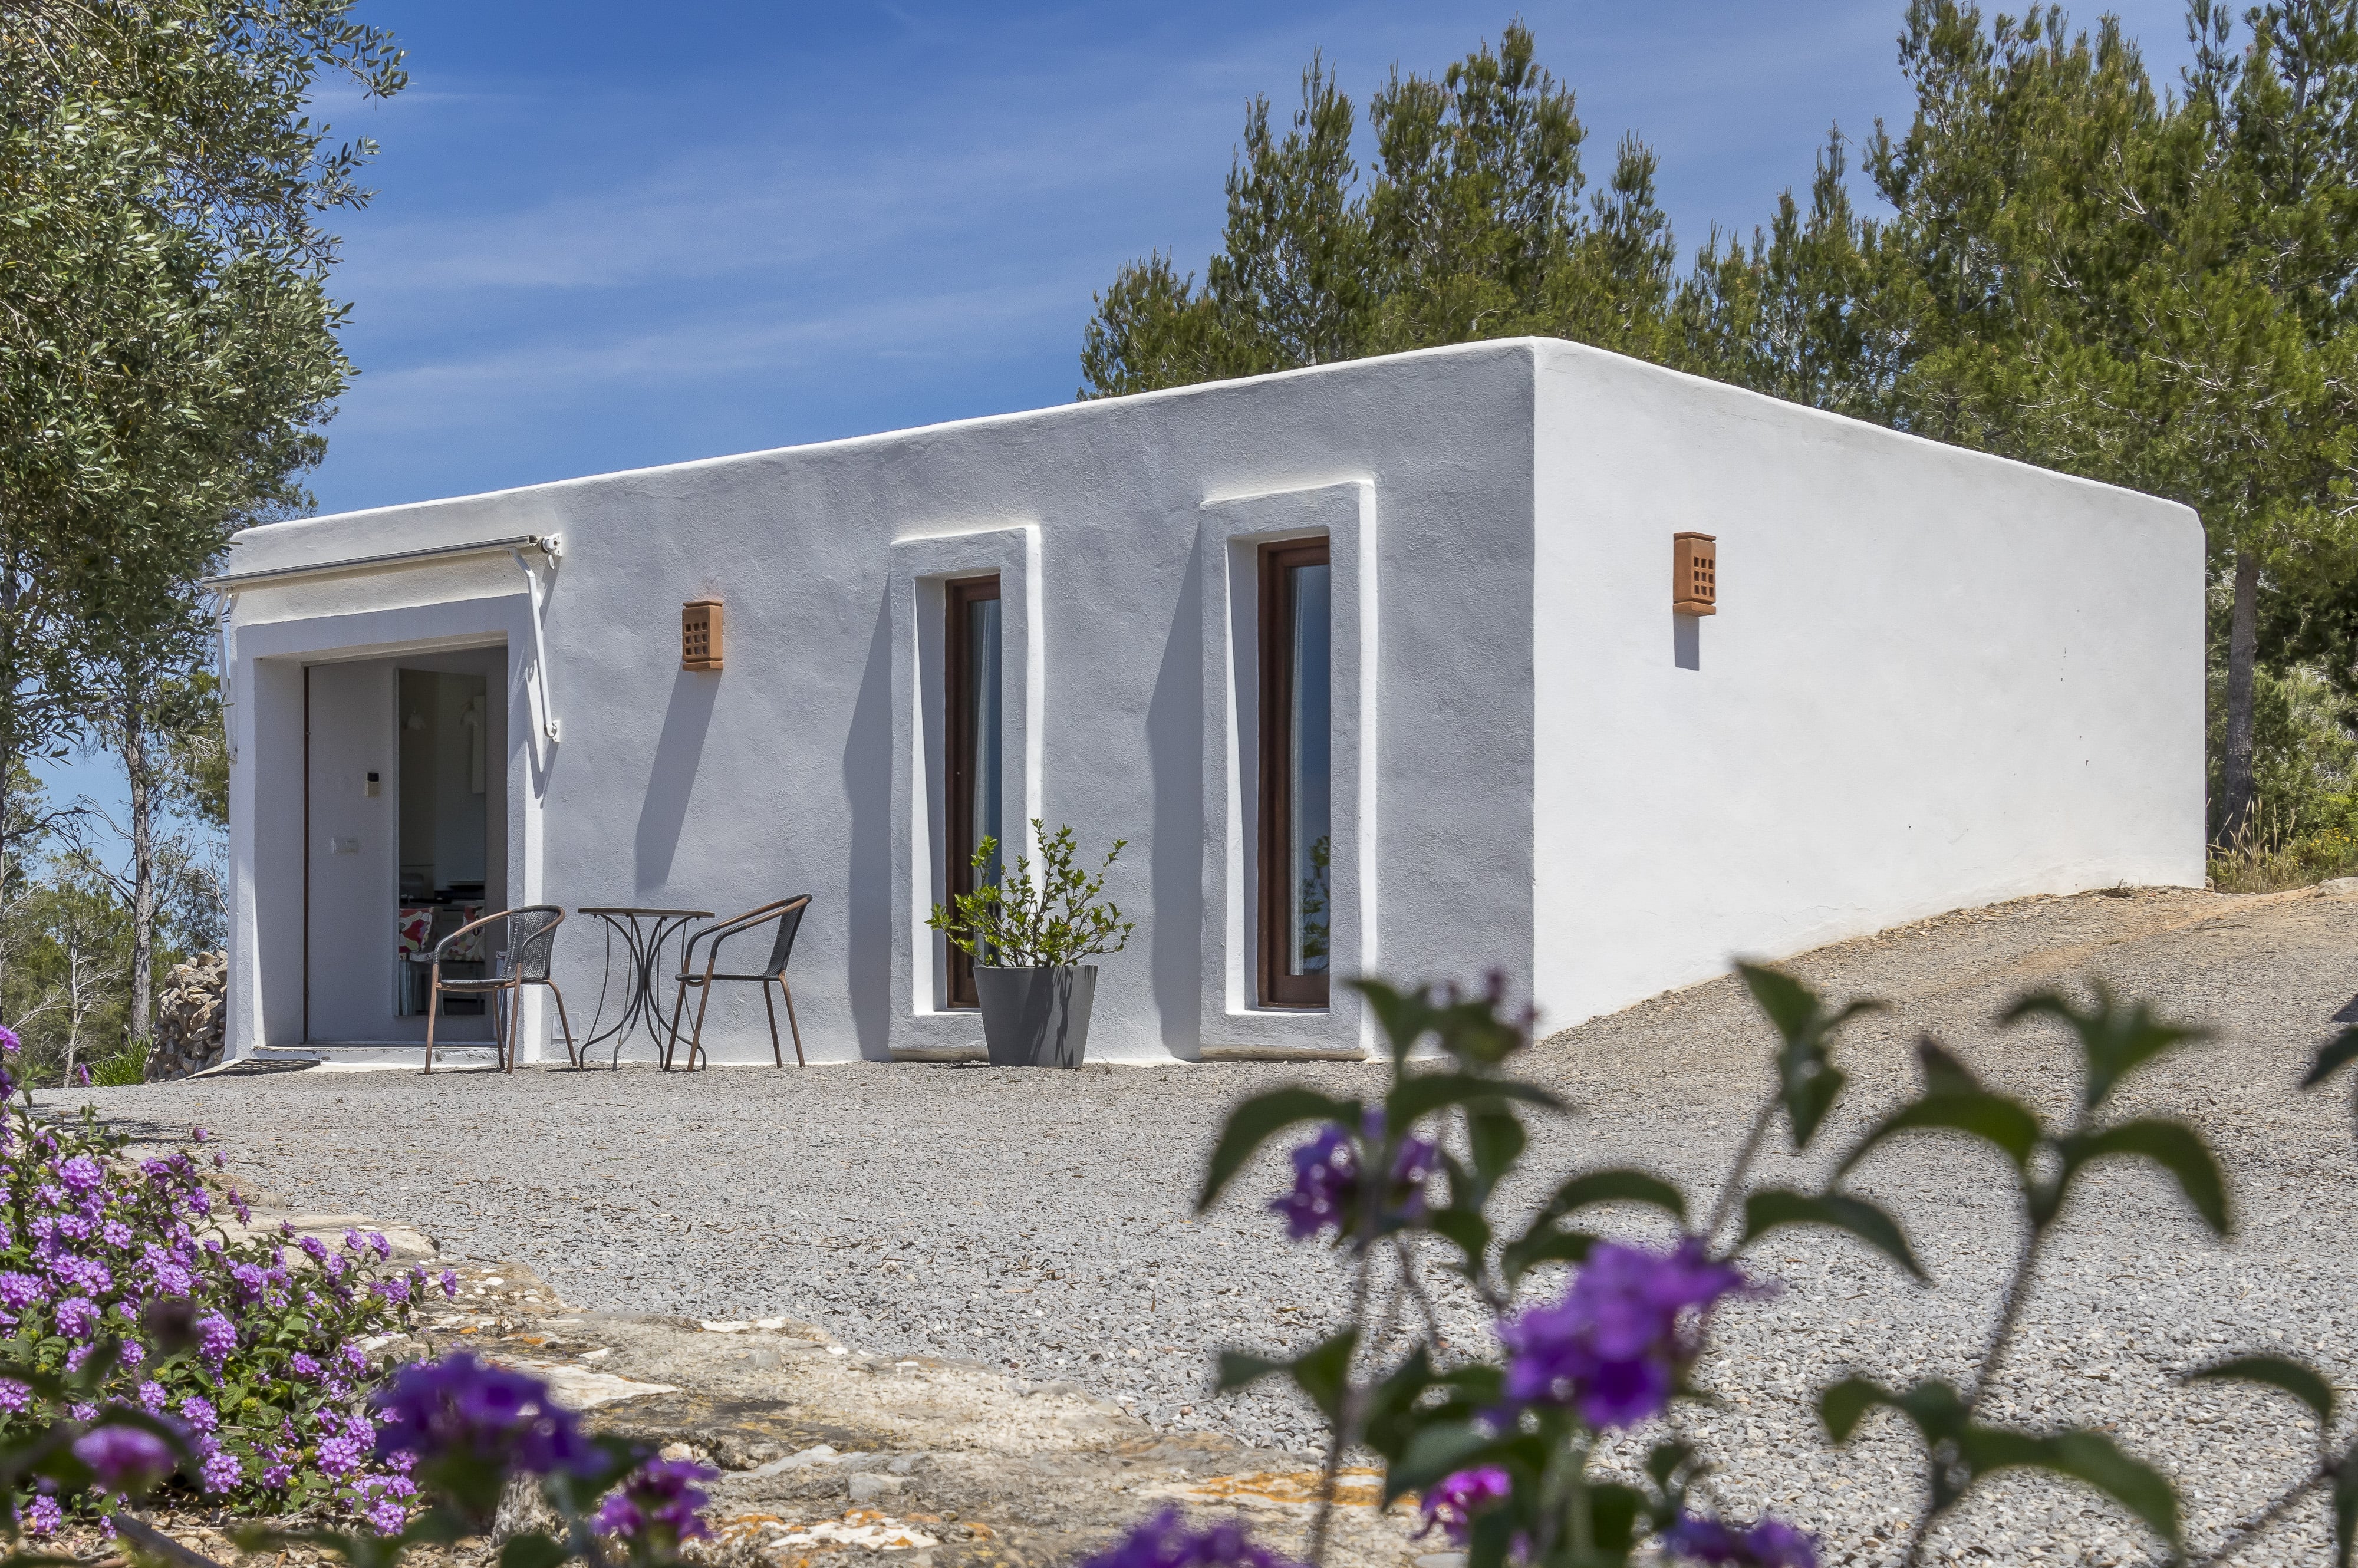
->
<box><xmin>1288</xmin><ymin>563</ymin><xmax>1331</xmax><ymax>976</ymax></box>
<box><xmin>969</xmin><ymin>597</ymin><xmax>1003</xmax><ymax>888</ymax></box>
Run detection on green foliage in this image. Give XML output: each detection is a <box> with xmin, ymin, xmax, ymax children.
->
<box><xmin>927</xmin><ymin>819</ymin><xmax>1134</xmax><ymax>969</ymax></box>
<box><xmin>89</xmin><ymin>1040</ymin><xmax>147</xmax><ymax>1088</ymax></box>
<box><xmin>1078</xmin><ymin>22</ymin><xmax>1682</xmax><ymax>398</ymax></box>
<box><xmin>1177</xmin><ymin>958</ymin><xmax>2358</xmax><ymax>1567</ymax></box>
<box><xmin>1082</xmin><ymin>8</ymin><xmax>2358</xmax><ymax>845</ymax></box>
<box><xmin>0</xmin><ymin>1102</ymin><xmax>427</xmax><ymax>1524</ymax></box>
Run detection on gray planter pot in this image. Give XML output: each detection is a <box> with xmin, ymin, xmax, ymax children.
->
<box><xmin>974</xmin><ymin>964</ymin><xmax>1098</xmax><ymax>1068</ymax></box>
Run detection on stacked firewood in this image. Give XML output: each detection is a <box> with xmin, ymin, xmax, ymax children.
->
<box><xmin>149</xmin><ymin>951</ymin><xmax>227</xmax><ymax>1080</ymax></box>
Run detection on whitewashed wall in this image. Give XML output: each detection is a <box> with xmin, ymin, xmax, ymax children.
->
<box><xmin>220</xmin><ymin>337</ymin><xmax>2199</xmax><ymax>1065</ymax></box>
<box><xmin>1529</xmin><ymin>341</ymin><xmax>2206</xmax><ymax>1030</ymax></box>
<box><xmin>223</xmin><ymin>342</ymin><xmax>1539</xmax><ymax>1063</ymax></box>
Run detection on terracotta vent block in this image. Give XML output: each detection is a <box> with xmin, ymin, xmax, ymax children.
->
<box><xmin>1674</xmin><ymin>532</ymin><xmax>1717</xmax><ymax>616</ymax></box>
<box><xmin>681</xmin><ymin>598</ymin><xmax>723</xmax><ymax>670</ymax></box>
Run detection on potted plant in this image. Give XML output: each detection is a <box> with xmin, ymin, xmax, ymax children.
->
<box><xmin>928</xmin><ymin>819</ymin><xmax>1134</xmax><ymax>1068</ymax></box>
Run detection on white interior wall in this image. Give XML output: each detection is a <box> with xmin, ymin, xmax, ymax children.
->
<box><xmin>1530</xmin><ymin>340</ymin><xmax>2206</xmax><ymax>1030</ymax></box>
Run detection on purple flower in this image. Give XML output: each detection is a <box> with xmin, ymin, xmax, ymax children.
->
<box><xmin>0</xmin><ymin>1379</ymin><xmax>30</xmax><ymax>1414</ymax></box>
<box><xmin>52</xmin><ymin>1254</ymin><xmax>112</xmax><ymax>1294</ymax></box>
<box><xmin>102</xmin><ymin>1220</ymin><xmax>131</xmax><ymax>1248</ymax></box>
<box><xmin>369</xmin><ymin>1232</ymin><xmax>392</xmax><ymax>1261</ymax></box>
<box><xmin>1417</xmin><ymin>1467</ymin><xmax>1511</xmax><ymax>1546</ymax></box>
<box><xmin>1662</xmin><ymin>1514</ymin><xmax>1819</xmax><ymax>1568</ymax></box>
<box><xmin>299</xmin><ymin>1234</ymin><xmax>328</xmax><ymax>1260</ymax></box>
<box><xmin>595</xmin><ymin>1457</ymin><xmax>717</xmax><ymax>1547</ymax></box>
<box><xmin>439</xmin><ymin>1269</ymin><xmax>459</xmax><ymax>1299</ymax></box>
<box><xmin>73</xmin><ymin>1063</ymin><xmax>90</xmax><ymax>1087</ymax></box>
<box><xmin>54</xmin><ymin>1295</ymin><xmax>99</xmax><ymax>1340</ymax></box>
<box><xmin>195</xmin><ymin>1312</ymin><xmax>236</xmax><ymax>1366</ymax></box>
<box><xmin>212</xmin><ymin>1152</ymin><xmax>226</xmax><ymax>1168</ymax></box>
<box><xmin>289</xmin><ymin>1352</ymin><xmax>321</xmax><ymax>1380</ymax></box>
<box><xmin>25</xmin><ymin>1496</ymin><xmax>61</xmax><ymax>1534</ymax></box>
<box><xmin>199</xmin><ymin>1445</ymin><xmax>243</xmax><ymax>1494</ymax></box>
<box><xmin>0</xmin><ymin>1271</ymin><xmax>48</xmax><ymax>1310</ymax></box>
<box><xmin>179</xmin><ymin>1396</ymin><xmax>218</xmax><ymax>1436</ymax></box>
<box><xmin>372</xmin><ymin>1275</ymin><xmax>413</xmax><ymax>1305</ymax></box>
<box><xmin>138</xmin><ymin>1382</ymin><xmax>168</xmax><ymax>1415</ymax></box>
<box><xmin>1496</xmin><ymin>1239</ymin><xmax>1750</xmax><ymax>1428</ymax></box>
<box><xmin>190</xmin><ymin>1126</ymin><xmax>207</xmax><ymax>1143</ymax></box>
<box><xmin>73</xmin><ymin>1425</ymin><xmax>177</xmax><ymax>1493</ymax></box>
<box><xmin>56</xmin><ymin>1155</ymin><xmax>103</xmax><ymax>1195</ymax></box>
<box><xmin>1078</xmin><ymin>1509</ymin><xmax>1305</xmax><ymax>1568</ymax></box>
<box><xmin>371</xmin><ymin>1352</ymin><xmax>594</xmax><ymax>1477</ymax></box>
<box><xmin>0</xmin><ymin>1026</ymin><xmax>18</xmax><ymax>1055</ymax></box>
<box><xmin>1269</xmin><ymin>1114</ymin><xmax>1439</xmax><ymax>1243</ymax></box>
<box><xmin>317</xmin><ymin>1411</ymin><xmax>376</xmax><ymax>1480</ymax></box>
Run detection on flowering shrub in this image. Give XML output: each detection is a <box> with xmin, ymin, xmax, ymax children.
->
<box><xmin>239</xmin><ymin>1352</ymin><xmax>713</xmax><ymax>1568</ymax></box>
<box><xmin>1091</xmin><ymin>966</ymin><xmax>2358</xmax><ymax>1568</ymax></box>
<box><xmin>0</xmin><ymin>1033</ymin><xmax>433</xmax><ymax>1531</ymax></box>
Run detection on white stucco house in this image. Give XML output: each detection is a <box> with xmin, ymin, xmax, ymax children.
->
<box><xmin>212</xmin><ymin>338</ymin><xmax>2204</xmax><ymax>1067</ymax></box>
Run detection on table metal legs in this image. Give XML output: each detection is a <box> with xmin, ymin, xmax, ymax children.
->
<box><xmin>579</xmin><ymin>913</ymin><xmax>700</xmax><ymax>1068</ymax></box>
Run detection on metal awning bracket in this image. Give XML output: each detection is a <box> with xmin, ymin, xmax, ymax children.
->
<box><xmin>511</xmin><ymin>536</ymin><xmax>561</xmax><ymax>744</ymax></box>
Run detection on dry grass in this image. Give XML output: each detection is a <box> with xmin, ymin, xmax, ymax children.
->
<box><xmin>2207</xmin><ymin>798</ymin><xmax>2358</xmax><ymax>892</ymax></box>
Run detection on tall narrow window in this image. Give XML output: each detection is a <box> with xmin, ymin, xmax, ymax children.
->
<box><xmin>944</xmin><ymin>575</ymin><xmax>1003</xmax><ymax>1007</ymax></box>
<box><xmin>1259</xmin><ymin>539</ymin><xmax>1331</xmax><ymax>1008</ymax></box>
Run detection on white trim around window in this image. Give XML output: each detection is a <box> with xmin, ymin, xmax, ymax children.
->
<box><xmin>887</xmin><ymin>523</ymin><xmax>1042</xmax><ymax>1055</ymax></box>
<box><xmin>1198</xmin><ymin>480</ymin><xmax>1378</xmax><ymax>1057</ymax></box>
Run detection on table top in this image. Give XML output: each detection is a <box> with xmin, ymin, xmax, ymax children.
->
<box><xmin>578</xmin><ymin>906</ymin><xmax>714</xmax><ymax>919</ymax></box>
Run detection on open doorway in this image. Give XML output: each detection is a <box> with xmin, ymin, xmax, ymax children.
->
<box><xmin>304</xmin><ymin>645</ymin><xmax>506</xmax><ymax>1044</ymax></box>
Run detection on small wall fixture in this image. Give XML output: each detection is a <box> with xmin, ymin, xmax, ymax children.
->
<box><xmin>681</xmin><ymin>598</ymin><xmax>723</xmax><ymax>670</ymax></box>
<box><xmin>1674</xmin><ymin>532</ymin><xmax>1717</xmax><ymax>615</ymax></box>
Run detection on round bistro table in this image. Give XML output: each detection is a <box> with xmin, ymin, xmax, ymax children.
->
<box><xmin>577</xmin><ymin>907</ymin><xmax>714</xmax><ymax>1069</ymax></box>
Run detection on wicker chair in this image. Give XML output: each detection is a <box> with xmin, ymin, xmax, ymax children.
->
<box><xmin>660</xmin><ymin>895</ymin><xmax>812</xmax><ymax>1070</ymax></box>
<box><xmin>423</xmin><ymin>905</ymin><xmax>575</xmax><ymax>1073</ymax></box>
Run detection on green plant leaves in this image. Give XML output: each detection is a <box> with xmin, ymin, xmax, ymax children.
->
<box><xmin>2003</xmin><ymin>983</ymin><xmax>2209</xmax><ymax>1112</ymax></box>
<box><xmin>1837</xmin><ymin>1089</ymin><xmax>2042</xmax><ymax>1179</ymax></box>
<box><xmin>2188</xmin><ymin>1355</ymin><xmax>2337</xmax><ymax>1427</ymax></box>
<box><xmin>1197</xmin><ymin>1087</ymin><xmax>1359</xmax><ymax>1212</ymax></box>
<box><xmin>1499</xmin><ymin>1168</ymin><xmax>1684</xmax><ymax>1287</ymax></box>
<box><xmin>925</xmin><ymin>822</ymin><xmax>1134</xmax><ymax>966</ymax></box>
<box><xmin>1957</xmin><ymin>1428</ymin><xmax>2179</xmax><ymax>1547</ymax></box>
<box><xmin>1386</xmin><ymin>1072</ymin><xmax>1562</xmax><ymax>1126</ymax></box>
<box><xmin>1737</xmin><ymin>962</ymin><xmax>1883</xmax><ymax>1149</ymax></box>
<box><xmin>1355</xmin><ymin>978</ymin><xmax>1531</xmax><ymax>1068</ymax></box>
<box><xmin>497</xmin><ymin>1534</ymin><xmax>571</xmax><ymax>1568</ymax></box>
<box><xmin>2333</xmin><ymin>1440</ymin><xmax>2358</xmax><ymax>1568</ymax></box>
<box><xmin>1740</xmin><ymin>1188</ymin><xmax>1924</xmax><ymax>1280</ymax></box>
<box><xmin>2304</xmin><ymin>1026</ymin><xmax>2358</xmax><ymax>1090</ymax></box>
<box><xmin>1387</xmin><ymin>1420</ymin><xmax>1505</xmax><ymax>1497</ymax></box>
<box><xmin>2056</xmin><ymin>1118</ymin><xmax>2229</xmax><ymax>1236</ymax></box>
<box><xmin>1820</xmin><ymin>1378</ymin><xmax>2179</xmax><ymax>1548</ymax></box>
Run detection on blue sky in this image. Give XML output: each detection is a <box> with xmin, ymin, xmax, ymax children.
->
<box><xmin>45</xmin><ymin>0</ymin><xmax>2202</xmax><ymax>823</ymax></box>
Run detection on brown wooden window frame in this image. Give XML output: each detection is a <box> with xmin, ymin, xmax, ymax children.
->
<box><xmin>943</xmin><ymin>574</ymin><xmax>1002</xmax><ymax>1008</ymax></box>
<box><xmin>1257</xmin><ymin>538</ymin><xmax>1331</xmax><ymax>1009</ymax></box>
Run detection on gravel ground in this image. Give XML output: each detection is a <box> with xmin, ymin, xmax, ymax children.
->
<box><xmin>74</xmin><ymin>885</ymin><xmax>2358</xmax><ymax>1566</ymax></box>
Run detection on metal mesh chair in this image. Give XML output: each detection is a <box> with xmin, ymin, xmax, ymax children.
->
<box><xmin>424</xmin><ymin>905</ymin><xmax>575</xmax><ymax>1073</ymax></box>
<box><xmin>660</xmin><ymin>895</ymin><xmax>811</xmax><ymax>1070</ymax></box>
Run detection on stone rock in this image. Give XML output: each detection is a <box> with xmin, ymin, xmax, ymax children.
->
<box><xmin>148</xmin><ymin>951</ymin><xmax>226</xmax><ymax>1081</ymax></box>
